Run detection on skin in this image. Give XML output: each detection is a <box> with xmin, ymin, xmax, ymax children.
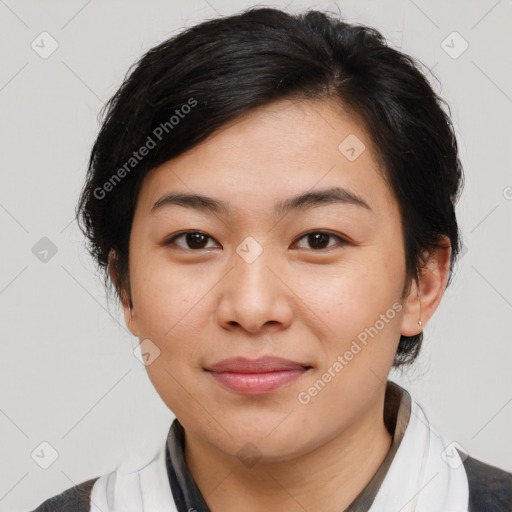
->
<box><xmin>111</xmin><ymin>97</ymin><xmax>451</xmax><ymax>512</ymax></box>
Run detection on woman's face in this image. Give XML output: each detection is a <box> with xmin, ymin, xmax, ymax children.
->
<box><xmin>122</xmin><ymin>98</ymin><xmax>421</xmax><ymax>461</ymax></box>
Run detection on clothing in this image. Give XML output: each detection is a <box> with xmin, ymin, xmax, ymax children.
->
<box><xmin>29</xmin><ymin>381</ymin><xmax>512</xmax><ymax>512</ymax></box>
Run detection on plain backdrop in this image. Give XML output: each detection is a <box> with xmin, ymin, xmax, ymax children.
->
<box><xmin>1</xmin><ymin>0</ymin><xmax>511</xmax><ymax>510</ymax></box>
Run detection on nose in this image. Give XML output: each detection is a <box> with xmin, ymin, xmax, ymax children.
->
<box><xmin>216</xmin><ymin>246</ymin><xmax>294</xmax><ymax>334</ymax></box>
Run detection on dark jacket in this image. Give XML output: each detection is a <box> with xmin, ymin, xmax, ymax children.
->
<box><xmin>29</xmin><ymin>452</ymin><xmax>512</xmax><ymax>512</ymax></box>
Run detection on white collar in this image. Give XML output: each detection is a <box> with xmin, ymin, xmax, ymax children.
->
<box><xmin>368</xmin><ymin>398</ymin><xmax>469</xmax><ymax>511</ymax></box>
<box><xmin>89</xmin><ymin>382</ymin><xmax>469</xmax><ymax>511</ymax></box>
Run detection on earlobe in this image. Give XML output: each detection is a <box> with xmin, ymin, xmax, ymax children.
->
<box><xmin>108</xmin><ymin>250</ymin><xmax>139</xmax><ymax>337</ymax></box>
<box><xmin>122</xmin><ymin>302</ymin><xmax>139</xmax><ymax>337</ymax></box>
<box><xmin>400</xmin><ymin>277</ymin><xmax>422</xmax><ymax>337</ymax></box>
<box><xmin>400</xmin><ymin>237</ymin><xmax>452</xmax><ymax>337</ymax></box>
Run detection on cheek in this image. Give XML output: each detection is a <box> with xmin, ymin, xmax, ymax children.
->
<box><xmin>293</xmin><ymin>248</ymin><xmax>404</xmax><ymax>336</ymax></box>
<box><xmin>131</xmin><ymin>249</ymin><xmax>206</xmax><ymax>333</ymax></box>
<box><xmin>294</xmin><ymin>258</ymin><xmax>403</xmax><ymax>418</ymax></box>
<box><xmin>129</xmin><ymin>257</ymin><xmax>210</xmax><ymax>409</ymax></box>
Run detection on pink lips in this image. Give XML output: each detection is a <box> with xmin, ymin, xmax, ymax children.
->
<box><xmin>205</xmin><ymin>357</ymin><xmax>311</xmax><ymax>395</ymax></box>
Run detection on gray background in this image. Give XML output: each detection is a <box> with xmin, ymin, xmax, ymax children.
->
<box><xmin>1</xmin><ymin>0</ymin><xmax>511</xmax><ymax>510</ymax></box>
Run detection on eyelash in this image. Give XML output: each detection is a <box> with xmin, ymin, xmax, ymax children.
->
<box><xmin>164</xmin><ymin>230</ymin><xmax>349</xmax><ymax>252</ymax></box>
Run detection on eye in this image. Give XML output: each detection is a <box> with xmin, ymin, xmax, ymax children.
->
<box><xmin>164</xmin><ymin>231</ymin><xmax>219</xmax><ymax>250</ymax></box>
<box><xmin>164</xmin><ymin>230</ymin><xmax>348</xmax><ymax>252</ymax></box>
<box><xmin>292</xmin><ymin>230</ymin><xmax>348</xmax><ymax>251</ymax></box>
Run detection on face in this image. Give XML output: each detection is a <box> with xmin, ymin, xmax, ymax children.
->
<box><xmin>120</xmin><ymin>97</ymin><xmax>420</xmax><ymax>462</ymax></box>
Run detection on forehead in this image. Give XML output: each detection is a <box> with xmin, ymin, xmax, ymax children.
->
<box><xmin>136</xmin><ymin>98</ymin><xmax>397</xmax><ymax>219</ymax></box>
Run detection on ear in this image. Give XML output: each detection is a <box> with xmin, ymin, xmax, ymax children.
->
<box><xmin>400</xmin><ymin>236</ymin><xmax>452</xmax><ymax>336</ymax></box>
<box><xmin>108</xmin><ymin>250</ymin><xmax>139</xmax><ymax>337</ymax></box>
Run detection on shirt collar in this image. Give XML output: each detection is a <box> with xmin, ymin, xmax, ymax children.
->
<box><xmin>165</xmin><ymin>380</ymin><xmax>412</xmax><ymax>512</ymax></box>
<box><xmin>345</xmin><ymin>380</ymin><xmax>412</xmax><ymax>510</ymax></box>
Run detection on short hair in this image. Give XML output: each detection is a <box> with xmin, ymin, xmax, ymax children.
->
<box><xmin>76</xmin><ymin>7</ymin><xmax>464</xmax><ymax>368</ymax></box>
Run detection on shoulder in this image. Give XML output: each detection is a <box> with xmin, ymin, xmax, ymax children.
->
<box><xmin>459</xmin><ymin>450</ymin><xmax>512</xmax><ymax>512</ymax></box>
<box><xmin>29</xmin><ymin>477</ymin><xmax>99</xmax><ymax>512</ymax></box>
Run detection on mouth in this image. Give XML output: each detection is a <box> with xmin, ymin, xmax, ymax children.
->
<box><xmin>204</xmin><ymin>356</ymin><xmax>313</xmax><ymax>395</ymax></box>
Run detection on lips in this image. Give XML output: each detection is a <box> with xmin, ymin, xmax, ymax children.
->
<box><xmin>204</xmin><ymin>357</ymin><xmax>312</xmax><ymax>395</ymax></box>
<box><xmin>205</xmin><ymin>356</ymin><xmax>311</xmax><ymax>373</ymax></box>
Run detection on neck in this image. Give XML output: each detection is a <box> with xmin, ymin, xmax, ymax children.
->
<box><xmin>183</xmin><ymin>390</ymin><xmax>393</xmax><ymax>512</ymax></box>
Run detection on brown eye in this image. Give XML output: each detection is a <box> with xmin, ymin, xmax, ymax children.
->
<box><xmin>165</xmin><ymin>231</ymin><xmax>218</xmax><ymax>250</ymax></box>
<box><xmin>294</xmin><ymin>231</ymin><xmax>347</xmax><ymax>250</ymax></box>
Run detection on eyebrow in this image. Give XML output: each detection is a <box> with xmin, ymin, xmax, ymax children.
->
<box><xmin>150</xmin><ymin>186</ymin><xmax>372</xmax><ymax>217</ymax></box>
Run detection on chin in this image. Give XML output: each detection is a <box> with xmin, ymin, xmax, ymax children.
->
<box><xmin>205</xmin><ymin>419</ymin><xmax>317</xmax><ymax>463</ymax></box>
